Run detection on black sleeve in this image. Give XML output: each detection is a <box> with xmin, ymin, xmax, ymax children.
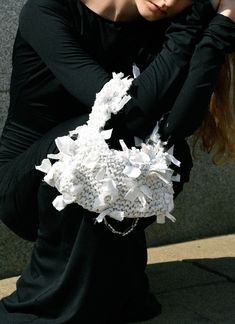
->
<box><xmin>18</xmin><ymin>0</ymin><xmax>215</xmax><ymax>117</ymax></box>
<box><xmin>158</xmin><ymin>14</ymin><xmax>235</xmax><ymax>148</ymax></box>
<box><xmin>18</xmin><ymin>0</ymin><xmax>111</xmax><ymax>109</ymax></box>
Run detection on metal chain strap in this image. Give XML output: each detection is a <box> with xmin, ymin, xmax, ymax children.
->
<box><xmin>103</xmin><ymin>217</ymin><xmax>140</xmax><ymax>236</ymax></box>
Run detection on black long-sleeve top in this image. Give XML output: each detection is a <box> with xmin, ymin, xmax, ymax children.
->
<box><xmin>1</xmin><ymin>0</ymin><xmax>235</xmax><ymax>183</ymax></box>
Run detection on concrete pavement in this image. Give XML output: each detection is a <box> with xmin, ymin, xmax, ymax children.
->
<box><xmin>139</xmin><ymin>233</ymin><xmax>235</xmax><ymax>323</ymax></box>
<box><xmin>1</xmin><ymin>234</ymin><xmax>235</xmax><ymax>323</ymax></box>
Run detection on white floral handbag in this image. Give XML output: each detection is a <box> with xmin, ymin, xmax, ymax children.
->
<box><xmin>35</xmin><ymin>72</ymin><xmax>181</xmax><ymax>235</ymax></box>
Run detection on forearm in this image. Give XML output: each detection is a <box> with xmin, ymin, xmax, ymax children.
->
<box><xmin>158</xmin><ymin>13</ymin><xmax>235</xmax><ymax>147</ymax></box>
<box><xmin>120</xmin><ymin>0</ymin><xmax>216</xmax><ymax>139</ymax></box>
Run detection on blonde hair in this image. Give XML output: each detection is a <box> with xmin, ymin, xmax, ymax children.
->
<box><xmin>191</xmin><ymin>53</ymin><xmax>235</xmax><ymax>165</ymax></box>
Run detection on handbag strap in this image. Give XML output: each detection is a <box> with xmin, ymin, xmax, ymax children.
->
<box><xmin>87</xmin><ymin>73</ymin><xmax>134</xmax><ymax>131</ymax></box>
<box><xmin>103</xmin><ymin>217</ymin><xmax>139</xmax><ymax>236</ymax></box>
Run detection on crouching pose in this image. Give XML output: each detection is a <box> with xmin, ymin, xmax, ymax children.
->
<box><xmin>0</xmin><ymin>0</ymin><xmax>235</xmax><ymax>323</ymax></box>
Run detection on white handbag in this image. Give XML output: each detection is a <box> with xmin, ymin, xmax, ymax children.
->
<box><xmin>35</xmin><ymin>72</ymin><xmax>181</xmax><ymax>235</ymax></box>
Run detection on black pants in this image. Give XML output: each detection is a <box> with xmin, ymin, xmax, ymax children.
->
<box><xmin>0</xmin><ymin>115</ymin><xmax>185</xmax><ymax>323</ymax></box>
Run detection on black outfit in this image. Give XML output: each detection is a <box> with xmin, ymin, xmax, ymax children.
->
<box><xmin>0</xmin><ymin>0</ymin><xmax>235</xmax><ymax>323</ymax></box>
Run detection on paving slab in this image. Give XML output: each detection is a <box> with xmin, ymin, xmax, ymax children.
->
<box><xmin>1</xmin><ymin>235</ymin><xmax>235</xmax><ymax>323</ymax></box>
<box><xmin>188</xmin><ymin>257</ymin><xmax>235</xmax><ymax>282</ymax></box>
<box><xmin>146</xmin><ymin>260</ymin><xmax>226</xmax><ymax>294</ymax></box>
<box><xmin>147</xmin><ymin>234</ymin><xmax>235</xmax><ymax>264</ymax></box>
<box><xmin>136</xmin><ymin>235</ymin><xmax>235</xmax><ymax>324</ymax></box>
<box><xmin>134</xmin><ymin>301</ymin><xmax>214</xmax><ymax>324</ymax></box>
<box><xmin>154</xmin><ymin>281</ymin><xmax>235</xmax><ymax>324</ymax></box>
<box><xmin>0</xmin><ymin>222</ymin><xmax>33</xmax><ymax>280</ymax></box>
<box><xmin>0</xmin><ymin>276</ymin><xmax>19</xmax><ymax>299</ymax></box>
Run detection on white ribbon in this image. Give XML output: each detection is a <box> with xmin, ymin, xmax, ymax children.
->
<box><xmin>149</xmin><ymin>169</ymin><xmax>171</xmax><ymax>185</ymax></box>
<box><xmin>47</xmin><ymin>152</ymin><xmax>63</xmax><ymax>160</ymax></box>
<box><xmin>82</xmin><ymin>151</ymin><xmax>100</xmax><ymax>169</ymax></box>
<box><xmin>119</xmin><ymin>139</ymin><xmax>129</xmax><ymax>156</ymax></box>
<box><xmin>101</xmin><ymin>128</ymin><xmax>113</xmax><ymax>140</ymax></box>
<box><xmin>35</xmin><ymin>158</ymin><xmax>52</xmax><ymax>173</ymax></box>
<box><xmin>132</xmin><ymin>63</ymin><xmax>140</xmax><ymax>79</ymax></box>
<box><xmin>54</xmin><ymin>136</ymin><xmax>77</xmax><ymax>156</ymax></box>
<box><xmin>96</xmin><ymin>209</ymin><xmax>125</xmax><ymax>223</ymax></box>
<box><xmin>148</xmin><ymin>122</ymin><xmax>161</xmax><ymax>144</ymax></box>
<box><xmin>52</xmin><ymin>184</ymin><xmax>83</xmax><ymax>211</ymax></box>
<box><xmin>93</xmin><ymin>178</ymin><xmax>119</xmax><ymax>210</ymax></box>
<box><xmin>123</xmin><ymin>165</ymin><xmax>141</xmax><ymax>178</ymax></box>
<box><xmin>172</xmin><ymin>174</ymin><xmax>181</xmax><ymax>182</ymax></box>
<box><xmin>124</xmin><ymin>178</ymin><xmax>153</xmax><ymax>210</ymax></box>
<box><xmin>129</xmin><ymin>151</ymin><xmax>150</xmax><ymax>165</ymax></box>
<box><xmin>44</xmin><ymin>169</ymin><xmax>56</xmax><ymax>187</ymax></box>
<box><xmin>69</xmin><ymin>125</ymin><xmax>83</xmax><ymax>137</ymax></box>
<box><xmin>134</xmin><ymin>136</ymin><xmax>143</xmax><ymax>147</ymax></box>
<box><xmin>157</xmin><ymin>212</ymin><xmax>176</xmax><ymax>224</ymax></box>
<box><xmin>95</xmin><ymin>168</ymin><xmax>106</xmax><ymax>180</ymax></box>
<box><xmin>52</xmin><ymin>195</ymin><xmax>67</xmax><ymax>211</ymax></box>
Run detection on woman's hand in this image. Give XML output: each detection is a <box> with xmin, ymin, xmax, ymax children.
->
<box><xmin>210</xmin><ymin>0</ymin><xmax>221</xmax><ymax>11</ymax></box>
<box><xmin>217</xmin><ymin>0</ymin><xmax>235</xmax><ymax>22</ymax></box>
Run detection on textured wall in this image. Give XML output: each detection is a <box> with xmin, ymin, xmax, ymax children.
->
<box><xmin>1</xmin><ymin>0</ymin><xmax>235</xmax><ymax>279</ymax></box>
<box><xmin>0</xmin><ymin>0</ymin><xmax>26</xmax><ymax>122</ymax></box>
<box><xmin>146</xmin><ymin>145</ymin><xmax>235</xmax><ymax>247</ymax></box>
<box><xmin>0</xmin><ymin>0</ymin><xmax>33</xmax><ymax>280</ymax></box>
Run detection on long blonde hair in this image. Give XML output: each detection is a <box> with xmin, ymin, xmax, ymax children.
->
<box><xmin>191</xmin><ymin>53</ymin><xmax>235</xmax><ymax>165</ymax></box>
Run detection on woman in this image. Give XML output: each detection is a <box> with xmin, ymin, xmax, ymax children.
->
<box><xmin>0</xmin><ymin>0</ymin><xmax>235</xmax><ymax>323</ymax></box>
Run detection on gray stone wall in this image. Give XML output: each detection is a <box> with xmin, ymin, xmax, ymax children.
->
<box><xmin>0</xmin><ymin>0</ymin><xmax>26</xmax><ymax>122</ymax></box>
<box><xmin>146</xmin><ymin>146</ymin><xmax>235</xmax><ymax>247</ymax></box>
<box><xmin>1</xmin><ymin>0</ymin><xmax>235</xmax><ymax>279</ymax></box>
<box><xmin>0</xmin><ymin>0</ymin><xmax>33</xmax><ymax>280</ymax></box>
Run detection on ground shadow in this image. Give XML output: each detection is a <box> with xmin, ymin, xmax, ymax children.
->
<box><xmin>143</xmin><ymin>257</ymin><xmax>235</xmax><ymax>323</ymax></box>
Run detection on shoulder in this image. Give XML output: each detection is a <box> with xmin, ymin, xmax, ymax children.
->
<box><xmin>19</xmin><ymin>0</ymin><xmax>72</xmax><ymax>22</ymax></box>
<box><xmin>18</xmin><ymin>0</ymin><xmax>76</xmax><ymax>31</ymax></box>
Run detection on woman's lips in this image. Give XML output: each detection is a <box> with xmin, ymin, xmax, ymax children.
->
<box><xmin>148</xmin><ymin>1</ymin><xmax>167</xmax><ymax>14</ymax></box>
